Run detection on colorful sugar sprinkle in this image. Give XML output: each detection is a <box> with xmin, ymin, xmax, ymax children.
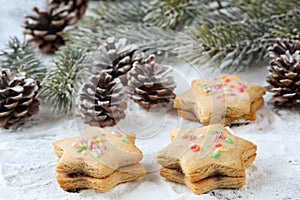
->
<box><xmin>187</xmin><ymin>135</ymin><xmax>195</xmax><ymax>141</ymax></box>
<box><xmin>211</xmin><ymin>134</ymin><xmax>218</xmax><ymax>142</ymax></box>
<box><xmin>219</xmin><ymin>134</ymin><xmax>226</xmax><ymax>139</ymax></box>
<box><xmin>219</xmin><ymin>147</ymin><xmax>228</xmax><ymax>152</ymax></box>
<box><xmin>215</xmin><ymin>84</ymin><xmax>221</xmax><ymax>90</ymax></box>
<box><xmin>121</xmin><ymin>134</ymin><xmax>128</xmax><ymax>142</ymax></box>
<box><xmin>225</xmin><ymin>137</ymin><xmax>233</xmax><ymax>143</ymax></box>
<box><xmin>76</xmin><ymin>145</ymin><xmax>87</xmax><ymax>153</ymax></box>
<box><xmin>220</xmin><ymin>76</ymin><xmax>230</xmax><ymax>82</ymax></box>
<box><xmin>200</xmin><ymin>83</ymin><xmax>207</xmax><ymax>88</ymax></box>
<box><xmin>215</xmin><ymin>143</ymin><xmax>222</xmax><ymax>148</ymax></box>
<box><xmin>190</xmin><ymin>144</ymin><xmax>200</xmax><ymax>152</ymax></box>
<box><xmin>202</xmin><ymin>92</ymin><xmax>208</xmax><ymax>96</ymax></box>
<box><xmin>237</xmin><ymin>86</ymin><xmax>244</xmax><ymax>93</ymax></box>
<box><xmin>88</xmin><ymin>140</ymin><xmax>94</xmax><ymax>150</ymax></box>
<box><xmin>92</xmin><ymin>135</ymin><xmax>98</xmax><ymax>139</ymax></box>
<box><xmin>212</xmin><ymin>149</ymin><xmax>220</xmax><ymax>158</ymax></box>
<box><xmin>114</xmin><ymin>132</ymin><xmax>122</xmax><ymax>137</ymax></box>
<box><xmin>76</xmin><ymin>156</ymin><xmax>83</xmax><ymax>160</ymax></box>
<box><xmin>95</xmin><ymin>138</ymin><xmax>105</xmax><ymax>143</ymax></box>
<box><xmin>204</xmin><ymin>87</ymin><xmax>211</xmax><ymax>93</ymax></box>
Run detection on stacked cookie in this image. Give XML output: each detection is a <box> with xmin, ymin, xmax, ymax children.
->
<box><xmin>174</xmin><ymin>75</ymin><xmax>265</xmax><ymax>124</ymax></box>
<box><xmin>53</xmin><ymin>127</ymin><xmax>146</xmax><ymax>192</ymax></box>
<box><xmin>53</xmin><ymin>75</ymin><xmax>263</xmax><ymax>194</ymax></box>
<box><xmin>157</xmin><ymin>124</ymin><xmax>257</xmax><ymax>194</ymax></box>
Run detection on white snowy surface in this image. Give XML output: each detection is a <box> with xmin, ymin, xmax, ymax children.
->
<box><xmin>0</xmin><ymin>1</ymin><xmax>300</xmax><ymax>200</ymax></box>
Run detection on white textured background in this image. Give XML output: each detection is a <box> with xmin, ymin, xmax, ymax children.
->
<box><xmin>0</xmin><ymin>1</ymin><xmax>300</xmax><ymax>200</ymax></box>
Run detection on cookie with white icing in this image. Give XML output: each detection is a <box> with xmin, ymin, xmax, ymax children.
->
<box><xmin>157</xmin><ymin>124</ymin><xmax>257</xmax><ymax>194</ymax></box>
<box><xmin>53</xmin><ymin>126</ymin><xmax>146</xmax><ymax>192</ymax></box>
<box><xmin>174</xmin><ymin>75</ymin><xmax>265</xmax><ymax>124</ymax></box>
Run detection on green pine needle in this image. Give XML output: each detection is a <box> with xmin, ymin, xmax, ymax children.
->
<box><xmin>185</xmin><ymin>0</ymin><xmax>300</xmax><ymax>70</ymax></box>
<box><xmin>40</xmin><ymin>46</ymin><xmax>87</xmax><ymax>114</ymax></box>
<box><xmin>143</xmin><ymin>0</ymin><xmax>206</xmax><ymax>30</ymax></box>
<box><xmin>0</xmin><ymin>37</ymin><xmax>46</xmax><ymax>85</ymax></box>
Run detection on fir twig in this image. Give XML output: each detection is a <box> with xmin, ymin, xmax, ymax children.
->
<box><xmin>186</xmin><ymin>0</ymin><xmax>300</xmax><ymax>70</ymax></box>
<box><xmin>40</xmin><ymin>46</ymin><xmax>87</xmax><ymax>114</ymax></box>
<box><xmin>64</xmin><ymin>0</ymin><xmax>147</xmax><ymax>49</ymax></box>
<box><xmin>0</xmin><ymin>37</ymin><xmax>46</xmax><ymax>85</ymax></box>
<box><xmin>65</xmin><ymin>0</ymin><xmax>300</xmax><ymax>72</ymax></box>
<box><xmin>143</xmin><ymin>0</ymin><xmax>207</xmax><ymax>30</ymax></box>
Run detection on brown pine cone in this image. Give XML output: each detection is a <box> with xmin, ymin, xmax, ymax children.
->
<box><xmin>266</xmin><ymin>38</ymin><xmax>300</xmax><ymax>107</ymax></box>
<box><xmin>47</xmin><ymin>0</ymin><xmax>89</xmax><ymax>23</ymax></box>
<box><xmin>23</xmin><ymin>6</ymin><xmax>74</xmax><ymax>53</ymax></box>
<box><xmin>0</xmin><ymin>69</ymin><xmax>39</xmax><ymax>128</ymax></box>
<box><xmin>91</xmin><ymin>37</ymin><xmax>138</xmax><ymax>85</ymax></box>
<box><xmin>127</xmin><ymin>54</ymin><xmax>176</xmax><ymax>109</ymax></box>
<box><xmin>77</xmin><ymin>72</ymin><xmax>127</xmax><ymax>127</ymax></box>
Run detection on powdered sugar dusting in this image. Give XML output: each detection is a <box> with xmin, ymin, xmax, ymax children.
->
<box><xmin>1</xmin><ymin>94</ymin><xmax>300</xmax><ymax>200</ymax></box>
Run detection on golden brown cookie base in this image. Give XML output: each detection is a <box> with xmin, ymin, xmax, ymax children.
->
<box><xmin>158</xmin><ymin>126</ymin><xmax>257</xmax><ymax>181</ymax></box>
<box><xmin>56</xmin><ymin>163</ymin><xmax>146</xmax><ymax>192</ymax></box>
<box><xmin>176</xmin><ymin>97</ymin><xmax>264</xmax><ymax>125</ymax></box>
<box><xmin>177</xmin><ymin>109</ymin><xmax>198</xmax><ymax>121</ymax></box>
<box><xmin>183</xmin><ymin>153</ymin><xmax>256</xmax><ymax>183</ymax></box>
<box><xmin>160</xmin><ymin>167</ymin><xmax>245</xmax><ymax>195</ymax></box>
<box><xmin>157</xmin><ymin>125</ymin><xmax>257</xmax><ymax>195</ymax></box>
<box><xmin>174</xmin><ymin>75</ymin><xmax>266</xmax><ymax>125</ymax></box>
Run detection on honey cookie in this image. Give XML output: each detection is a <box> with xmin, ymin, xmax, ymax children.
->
<box><xmin>53</xmin><ymin>126</ymin><xmax>146</xmax><ymax>192</ymax></box>
<box><xmin>174</xmin><ymin>75</ymin><xmax>265</xmax><ymax>124</ymax></box>
<box><xmin>157</xmin><ymin>124</ymin><xmax>257</xmax><ymax>194</ymax></box>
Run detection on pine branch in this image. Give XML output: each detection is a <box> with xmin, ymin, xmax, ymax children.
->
<box><xmin>91</xmin><ymin>0</ymin><xmax>147</xmax><ymax>25</ymax></box>
<box><xmin>269</xmin><ymin>9</ymin><xmax>300</xmax><ymax>41</ymax></box>
<box><xmin>0</xmin><ymin>37</ymin><xmax>46</xmax><ymax>85</ymax></box>
<box><xmin>65</xmin><ymin>0</ymin><xmax>300</xmax><ymax>72</ymax></box>
<box><xmin>119</xmin><ymin>27</ymin><xmax>198</xmax><ymax>56</ymax></box>
<box><xmin>143</xmin><ymin>0</ymin><xmax>210</xmax><ymax>30</ymax></box>
<box><xmin>64</xmin><ymin>0</ymin><xmax>147</xmax><ymax>50</ymax></box>
<box><xmin>65</xmin><ymin>0</ymin><xmax>224</xmax><ymax>51</ymax></box>
<box><xmin>185</xmin><ymin>0</ymin><xmax>300</xmax><ymax>70</ymax></box>
<box><xmin>40</xmin><ymin>46</ymin><xmax>87</xmax><ymax>114</ymax></box>
<box><xmin>64</xmin><ymin>26</ymin><xmax>105</xmax><ymax>51</ymax></box>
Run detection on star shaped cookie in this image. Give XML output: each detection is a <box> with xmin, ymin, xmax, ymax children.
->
<box><xmin>157</xmin><ymin>124</ymin><xmax>257</xmax><ymax>194</ymax></box>
<box><xmin>53</xmin><ymin>127</ymin><xmax>146</xmax><ymax>192</ymax></box>
<box><xmin>174</xmin><ymin>75</ymin><xmax>265</xmax><ymax>124</ymax></box>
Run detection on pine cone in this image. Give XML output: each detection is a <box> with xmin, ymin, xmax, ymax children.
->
<box><xmin>23</xmin><ymin>7</ymin><xmax>74</xmax><ymax>53</ymax></box>
<box><xmin>92</xmin><ymin>37</ymin><xmax>138</xmax><ymax>84</ymax></box>
<box><xmin>127</xmin><ymin>54</ymin><xmax>176</xmax><ymax>109</ymax></box>
<box><xmin>266</xmin><ymin>38</ymin><xmax>300</xmax><ymax>106</ymax></box>
<box><xmin>77</xmin><ymin>72</ymin><xmax>127</xmax><ymax>127</ymax></box>
<box><xmin>47</xmin><ymin>0</ymin><xmax>89</xmax><ymax>23</ymax></box>
<box><xmin>0</xmin><ymin>69</ymin><xmax>39</xmax><ymax>128</ymax></box>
